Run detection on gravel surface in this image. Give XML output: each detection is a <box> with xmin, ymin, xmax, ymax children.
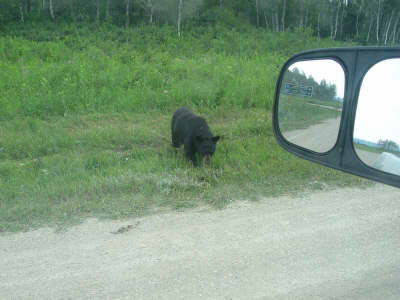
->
<box><xmin>1</xmin><ymin>184</ymin><xmax>400</xmax><ymax>299</ymax></box>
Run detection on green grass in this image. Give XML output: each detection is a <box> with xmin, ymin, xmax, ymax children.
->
<box><xmin>0</xmin><ymin>108</ymin><xmax>369</xmax><ymax>232</ymax></box>
<box><xmin>278</xmin><ymin>95</ymin><xmax>342</xmax><ymax>132</ymax></box>
<box><xmin>306</xmin><ymin>98</ymin><xmax>343</xmax><ymax>109</ymax></box>
<box><xmin>0</xmin><ymin>23</ymin><xmax>347</xmax><ymax>120</ymax></box>
<box><xmin>0</xmin><ymin>24</ymin><xmax>368</xmax><ymax>232</ymax></box>
<box><xmin>354</xmin><ymin>143</ymin><xmax>382</xmax><ymax>154</ymax></box>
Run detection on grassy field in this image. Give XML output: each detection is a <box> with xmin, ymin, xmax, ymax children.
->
<box><xmin>306</xmin><ymin>98</ymin><xmax>343</xmax><ymax>109</ymax></box>
<box><xmin>278</xmin><ymin>95</ymin><xmax>342</xmax><ymax>132</ymax></box>
<box><xmin>0</xmin><ymin>23</ymin><xmax>370</xmax><ymax>232</ymax></box>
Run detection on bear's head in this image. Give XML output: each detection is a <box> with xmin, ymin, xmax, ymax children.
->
<box><xmin>195</xmin><ymin>135</ymin><xmax>220</xmax><ymax>165</ymax></box>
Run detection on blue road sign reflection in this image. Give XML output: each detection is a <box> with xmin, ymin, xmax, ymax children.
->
<box><xmin>284</xmin><ymin>82</ymin><xmax>313</xmax><ymax>97</ymax></box>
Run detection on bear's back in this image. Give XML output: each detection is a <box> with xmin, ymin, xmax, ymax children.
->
<box><xmin>172</xmin><ymin>107</ymin><xmax>211</xmax><ymax>139</ymax></box>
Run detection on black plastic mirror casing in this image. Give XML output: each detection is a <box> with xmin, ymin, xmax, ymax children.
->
<box><xmin>273</xmin><ymin>47</ymin><xmax>400</xmax><ymax>188</ymax></box>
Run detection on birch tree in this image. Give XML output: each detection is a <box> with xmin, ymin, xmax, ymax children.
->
<box><xmin>105</xmin><ymin>0</ymin><xmax>111</xmax><ymax>20</ymax></box>
<box><xmin>137</xmin><ymin>0</ymin><xmax>156</xmax><ymax>24</ymax></box>
<box><xmin>384</xmin><ymin>10</ymin><xmax>393</xmax><ymax>44</ymax></box>
<box><xmin>95</xmin><ymin>0</ymin><xmax>100</xmax><ymax>23</ymax></box>
<box><xmin>255</xmin><ymin>0</ymin><xmax>259</xmax><ymax>27</ymax></box>
<box><xmin>146</xmin><ymin>0</ymin><xmax>202</xmax><ymax>36</ymax></box>
<box><xmin>125</xmin><ymin>0</ymin><xmax>131</xmax><ymax>27</ymax></box>
<box><xmin>376</xmin><ymin>0</ymin><xmax>383</xmax><ymax>43</ymax></box>
<box><xmin>49</xmin><ymin>0</ymin><xmax>55</xmax><ymax>19</ymax></box>
<box><xmin>258</xmin><ymin>0</ymin><xmax>279</xmax><ymax>31</ymax></box>
<box><xmin>390</xmin><ymin>12</ymin><xmax>400</xmax><ymax>44</ymax></box>
<box><xmin>281</xmin><ymin>0</ymin><xmax>286</xmax><ymax>31</ymax></box>
<box><xmin>177</xmin><ymin>0</ymin><xmax>182</xmax><ymax>36</ymax></box>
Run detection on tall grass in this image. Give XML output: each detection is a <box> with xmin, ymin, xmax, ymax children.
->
<box><xmin>0</xmin><ymin>24</ymin><xmax>366</xmax><ymax>232</ymax></box>
<box><xmin>0</xmin><ymin>23</ymin><xmax>343</xmax><ymax>120</ymax></box>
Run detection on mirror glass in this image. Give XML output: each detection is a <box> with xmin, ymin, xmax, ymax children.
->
<box><xmin>278</xmin><ymin>59</ymin><xmax>345</xmax><ymax>153</ymax></box>
<box><xmin>353</xmin><ymin>58</ymin><xmax>400</xmax><ymax>176</ymax></box>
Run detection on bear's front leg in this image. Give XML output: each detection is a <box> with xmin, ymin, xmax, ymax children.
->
<box><xmin>184</xmin><ymin>139</ymin><xmax>198</xmax><ymax>166</ymax></box>
<box><xmin>171</xmin><ymin>132</ymin><xmax>181</xmax><ymax>148</ymax></box>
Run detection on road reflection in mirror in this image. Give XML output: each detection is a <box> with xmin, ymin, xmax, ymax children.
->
<box><xmin>278</xmin><ymin>59</ymin><xmax>345</xmax><ymax>153</ymax></box>
<box><xmin>353</xmin><ymin>58</ymin><xmax>400</xmax><ymax>176</ymax></box>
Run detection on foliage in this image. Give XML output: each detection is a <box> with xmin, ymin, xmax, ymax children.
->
<box><xmin>284</xmin><ymin>67</ymin><xmax>338</xmax><ymax>101</ymax></box>
<box><xmin>0</xmin><ymin>23</ymin><xmax>343</xmax><ymax>120</ymax></box>
<box><xmin>0</xmin><ymin>109</ymin><xmax>367</xmax><ymax>232</ymax></box>
<box><xmin>0</xmin><ymin>23</ymin><xmax>369</xmax><ymax>232</ymax></box>
<box><xmin>1</xmin><ymin>0</ymin><xmax>400</xmax><ymax>44</ymax></box>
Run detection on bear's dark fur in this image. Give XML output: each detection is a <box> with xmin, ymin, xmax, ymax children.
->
<box><xmin>171</xmin><ymin>107</ymin><xmax>220</xmax><ymax>166</ymax></box>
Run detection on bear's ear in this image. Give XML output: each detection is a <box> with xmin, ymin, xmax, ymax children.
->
<box><xmin>196</xmin><ymin>136</ymin><xmax>204</xmax><ymax>142</ymax></box>
<box><xmin>212</xmin><ymin>136</ymin><xmax>220</xmax><ymax>143</ymax></box>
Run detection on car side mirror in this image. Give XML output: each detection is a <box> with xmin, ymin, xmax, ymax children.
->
<box><xmin>273</xmin><ymin>47</ymin><xmax>400</xmax><ymax>188</ymax></box>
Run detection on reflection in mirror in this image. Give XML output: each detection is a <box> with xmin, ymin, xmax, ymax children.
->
<box><xmin>353</xmin><ymin>58</ymin><xmax>400</xmax><ymax>176</ymax></box>
<box><xmin>278</xmin><ymin>59</ymin><xmax>345</xmax><ymax>153</ymax></box>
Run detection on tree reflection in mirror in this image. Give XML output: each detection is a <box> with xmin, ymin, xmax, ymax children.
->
<box><xmin>278</xmin><ymin>59</ymin><xmax>345</xmax><ymax>153</ymax></box>
<box><xmin>353</xmin><ymin>58</ymin><xmax>400</xmax><ymax>176</ymax></box>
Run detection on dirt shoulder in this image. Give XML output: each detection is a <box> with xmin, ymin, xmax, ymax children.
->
<box><xmin>1</xmin><ymin>184</ymin><xmax>400</xmax><ymax>299</ymax></box>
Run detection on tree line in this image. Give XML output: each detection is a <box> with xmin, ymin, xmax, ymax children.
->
<box><xmin>284</xmin><ymin>67</ymin><xmax>338</xmax><ymax>102</ymax></box>
<box><xmin>378</xmin><ymin>139</ymin><xmax>400</xmax><ymax>152</ymax></box>
<box><xmin>1</xmin><ymin>0</ymin><xmax>400</xmax><ymax>44</ymax></box>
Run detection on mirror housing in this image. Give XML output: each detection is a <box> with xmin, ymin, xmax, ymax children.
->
<box><xmin>273</xmin><ymin>47</ymin><xmax>400</xmax><ymax>188</ymax></box>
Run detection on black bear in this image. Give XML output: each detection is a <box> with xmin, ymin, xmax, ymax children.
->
<box><xmin>171</xmin><ymin>107</ymin><xmax>220</xmax><ymax>166</ymax></box>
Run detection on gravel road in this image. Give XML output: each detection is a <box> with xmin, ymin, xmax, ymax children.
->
<box><xmin>1</xmin><ymin>184</ymin><xmax>400</xmax><ymax>300</ymax></box>
<box><xmin>283</xmin><ymin>117</ymin><xmax>341</xmax><ymax>153</ymax></box>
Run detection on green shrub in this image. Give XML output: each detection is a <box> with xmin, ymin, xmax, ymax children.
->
<box><xmin>0</xmin><ymin>23</ymin><xmax>348</xmax><ymax>120</ymax></box>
